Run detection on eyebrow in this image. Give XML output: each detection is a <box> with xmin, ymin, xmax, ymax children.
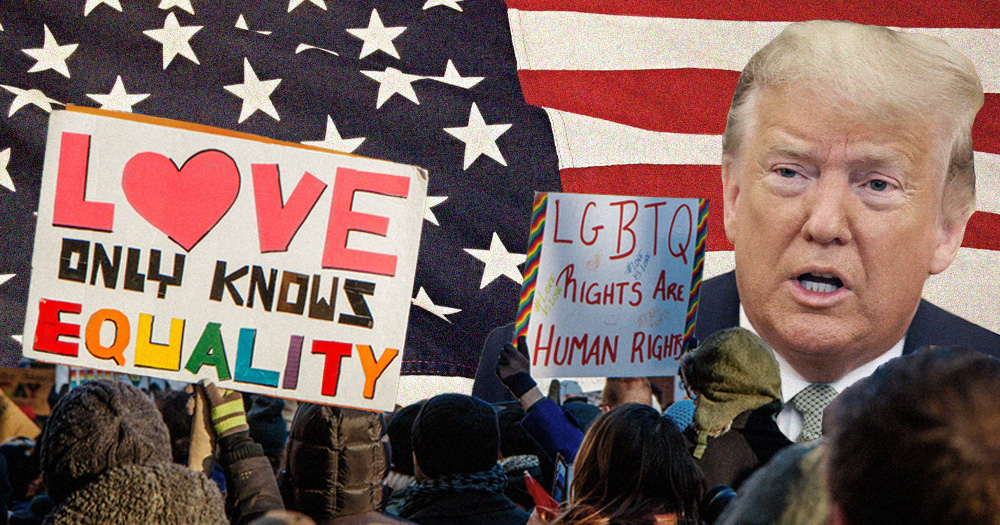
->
<box><xmin>765</xmin><ymin>144</ymin><xmax>913</xmax><ymax>169</ymax></box>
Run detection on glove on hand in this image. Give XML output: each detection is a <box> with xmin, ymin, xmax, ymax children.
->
<box><xmin>202</xmin><ymin>380</ymin><xmax>249</xmax><ymax>439</ymax></box>
<box><xmin>497</xmin><ymin>335</ymin><xmax>537</xmax><ymax>398</ymax></box>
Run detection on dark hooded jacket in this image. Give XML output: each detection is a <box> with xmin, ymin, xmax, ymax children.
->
<box><xmin>281</xmin><ymin>403</ymin><xmax>413</xmax><ymax>525</ymax></box>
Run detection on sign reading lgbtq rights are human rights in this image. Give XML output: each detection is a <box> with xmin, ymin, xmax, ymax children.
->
<box><xmin>23</xmin><ymin>107</ymin><xmax>428</xmax><ymax>411</ymax></box>
<box><xmin>514</xmin><ymin>192</ymin><xmax>707</xmax><ymax>378</ymax></box>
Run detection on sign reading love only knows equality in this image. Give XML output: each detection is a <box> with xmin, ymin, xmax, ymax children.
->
<box><xmin>514</xmin><ymin>192</ymin><xmax>707</xmax><ymax>378</ymax></box>
<box><xmin>22</xmin><ymin>107</ymin><xmax>428</xmax><ymax>411</ymax></box>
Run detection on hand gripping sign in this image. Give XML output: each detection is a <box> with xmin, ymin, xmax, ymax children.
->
<box><xmin>23</xmin><ymin>107</ymin><xmax>427</xmax><ymax>412</ymax></box>
<box><xmin>514</xmin><ymin>192</ymin><xmax>707</xmax><ymax>378</ymax></box>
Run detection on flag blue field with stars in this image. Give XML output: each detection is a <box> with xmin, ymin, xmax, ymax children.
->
<box><xmin>0</xmin><ymin>0</ymin><xmax>561</xmax><ymax>404</ymax></box>
<box><xmin>4</xmin><ymin>1</ymin><xmax>999</xmax><ymax>405</ymax></box>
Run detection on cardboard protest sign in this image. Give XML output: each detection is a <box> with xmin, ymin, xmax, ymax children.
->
<box><xmin>0</xmin><ymin>367</ymin><xmax>56</xmax><ymax>416</ymax></box>
<box><xmin>514</xmin><ymin>192</ymin><xmax>707</xmax><ymax>378</ymax></box>
<box><xmin>23</xmin><ymin>107</ymin><xmax>427</xmax><ymax>411</ymax></box>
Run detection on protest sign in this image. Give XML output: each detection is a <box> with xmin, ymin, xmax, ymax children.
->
<box><xmin>514</xmin><ymin>192</ymin><xmax>707</xmax><ymax>378</ymax></box>
<box><xmin>23</xmin><ymin>107</ymin><xmax>427</xmax><ymax>411</ymax></box>
<box><xmin>0</xmin><ymin>367</ymin><xmax>56</xmax><ymax>416</ymax></box>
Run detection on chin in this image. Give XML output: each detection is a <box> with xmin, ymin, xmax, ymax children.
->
<box><xmin>766</xmin><ymin>315</ymin><xmax>864</xmax><ymax>360</ymax></box>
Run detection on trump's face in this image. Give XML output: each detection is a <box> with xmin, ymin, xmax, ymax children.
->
<box><xmin>721</xmin><ymin>85</ymin><xmax>966</xmax><ymax>381</ymax></box>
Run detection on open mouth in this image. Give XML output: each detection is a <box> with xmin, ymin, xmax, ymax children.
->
<box><xmin>797</xmin><ymin>273</ymin><xmax>843</xmax><ymax>293</ymax></box>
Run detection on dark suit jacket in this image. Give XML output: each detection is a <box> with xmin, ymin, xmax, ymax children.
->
<box><xmin>685</xmin><ymin>271</ymin><xmax>1000</xmax><ymax>489</ymax></box>
<box><xmin>695</xmin><ymin>271</ymin><xmax>1000</xmax><ymax>358</ymax></box>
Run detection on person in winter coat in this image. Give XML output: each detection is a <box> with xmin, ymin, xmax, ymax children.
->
<box><xmin>399</xmin><ymin>394</ymin><xmax>529</xmax><ymax>525</ymax></box>
<box><xmin>280</xmin><ymin>402</ymin><xmax>413</xmax><ymax>524</ymax></box>
<box><xmin>39</xmin><ymin>380</ymin><xmax>228</xmax><ymax>524</ymax></box>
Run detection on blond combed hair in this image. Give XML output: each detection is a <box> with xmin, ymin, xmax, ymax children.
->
<box><xmin>722</xmin><ymin>20</ymin><xmax>984</xmax><ymax>225</ymax></box>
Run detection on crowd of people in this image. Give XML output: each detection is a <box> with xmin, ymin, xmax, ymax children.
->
<box><xmin>1</xmin><ymin>338</ymin><xmax>999</xmax><ymax>525</ymax></box>
<box><xmin>3</xmin><ymin>16</ymin><xmax>1000</xmax><ymax>525</ymax></box>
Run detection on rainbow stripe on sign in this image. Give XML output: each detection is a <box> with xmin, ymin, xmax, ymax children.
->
<box><xmin>683</xmin><ymin>199</ymin><xmax>710</xmax><ymax>352</ymax></box>
<box><xmin>515</xmin><ymin>192</ymin><xmax>549</xmax><ymax>341</ymax></box>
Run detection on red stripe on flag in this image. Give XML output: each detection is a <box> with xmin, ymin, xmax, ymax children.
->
<box><xmin>560</xmin><ymin>164</ymin><xmax>733</xmax><ymax>252</ymax></box>
<box><xmin>505</xmin><ymin>0</ymin><xmax>1000</xmax><ymax>28</ymax></box>
<box><xmin>561</xmin><ymin>165</ymin><xmax>1000</xmax><ymax>252</ymax></box>
<box><xmin>973</xmin><ymin>93</ymin><xmax>1000</xmax><ymax>155</ymax></box>
<box><xmin>964</xmin><ymin>211</ymin><xmax>1000</xmax><ymax>251</ymax></box>
<box><xmin>519</xmin><ymin>69</ymin><xmax>738</xmax><ymax>134</ymax></box>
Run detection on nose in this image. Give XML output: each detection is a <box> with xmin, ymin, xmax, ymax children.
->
<box><xmin>802</xmin><ymin>175</ymin><xmax>852</xmax><ymax>245</ymax></box>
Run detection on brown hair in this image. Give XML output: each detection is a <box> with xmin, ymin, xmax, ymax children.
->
<box><xmin>552</xmin><ymin>404</ymin><xmax>704</xmax><ymax>525</ymax></box>
<box><xmin>827</xmin><ymin>346</ymin><xmax>1000</xmax><ymax>525</ymax></box>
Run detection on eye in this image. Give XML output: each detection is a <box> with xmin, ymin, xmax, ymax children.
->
<box><xmin>867</xmin><ymin>179</ymin><xmax>890</xmax><ymax>192</ymax></box>
<box><xmin>777</xmin><ymin>168</ymin><xmax>799</xmax><ymax>178</ymax></box>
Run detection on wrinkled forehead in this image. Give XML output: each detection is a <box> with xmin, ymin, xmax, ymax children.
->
<box><xmin>743</xmin><ymin>83</ymin><xmax>951</xmax><ymax>175</ymax></box>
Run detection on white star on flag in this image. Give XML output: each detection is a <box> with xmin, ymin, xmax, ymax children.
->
<box><xmin>347</xmin><ymin>9</ymin><xmax>407</xmax><ymax>59</ymax></box>
<box><xmin>87</xmin><ymin>76</ymin><xmax>149</xmax><ymax>112</ymax></box>
<box><xmin>302</xmin><ymin>116</ymin><xmax>365</xmax><ymax>153</ymax></box>
<box><xmin>444</xmin><ymin>102</ymin><xmax>512</xmax><ymax>170</ymax></box>
<box><xmin>413</xmin><ymin>287</ymin><xmax>461</xmax><ymax>322</ymax></box>
<box><xmin>464</xmin><ymin>232</ymin><xmax>526</xmax><ymax>288</ymax></box>
<box><xmin>224</xmin><ymin>58</ymin><xmax>282</xmax><ymax>123</ymax></box>
<box><xmin>1</xmin><ymin>85</ymin><xmax>62</xmax><ymax>117</ymax></box>
<box><xmin>424</xmin><ymin>195</ymin><xmax>448</xmax><ymax>225</ymax></box>
<box><xmin>84</xmin><ymin>0</ymin><xmax>122</xmax><ymax>16</ymax></box>
<box><xmin>157</xmin><ymin>0</ymin><xmax>195</xmax><ymax>14</ymax></box>
<box><xmin>143</xmin><ymin>12</ymin><xmax>202</xmax><ymax>69</ymax></box>
<box><xmin>0</xmin><ymin>274</ymin><xmax>13</xmax><ymax>286</ymax></box>
<box><xmin>22</xmin><ymin>25</ymin><xmax>78</xmax><ymax>78</ymax></box>
<box><xmin>0</xmin><ymin>149</ymin><xmax>14</xmax><ymax>192</ymax></box>
<box><xmin>423</xmin><ymin>0</ymin><xmax>463</xmax><ymax>11</ymax></box>
<box><xmin>361</xmin><ymin>67</ymin><xmax>420</xmax><ymax>109</ymax></box>
<box><xmin>288</xmin><ymin>0</ymin><xmax>327</xmax><ymax>12</ymax></box>
<box><xmin>434</xmin><ymin>60</ymin><xmax>483</xmax><ymax>89</ymax></box>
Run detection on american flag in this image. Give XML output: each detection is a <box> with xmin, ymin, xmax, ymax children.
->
<box><xmin>1</xmin><ymin>1</ymin><xmax>997</xmax><ymax>405</ymax></box>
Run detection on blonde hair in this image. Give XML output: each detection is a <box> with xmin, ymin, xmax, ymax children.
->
<box><xmin>722</xmin><ymin>20</ymin><xmax>984</xmax><ymax>224</ymax></box>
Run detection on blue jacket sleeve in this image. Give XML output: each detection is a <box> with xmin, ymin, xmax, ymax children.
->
<box><xmin>520</xmin><ymin>398</ymin><xmax>584</xmax><ymax>464</ymax></box>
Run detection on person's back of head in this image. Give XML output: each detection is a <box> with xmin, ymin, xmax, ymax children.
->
<box><xmin>386</xmin><ymin>401</ymin><xmax>424</xmax><ymax>478</ymax></box>
<box><xmin>410</xmin><ymin>393</ymin><xmax>499</xmax><ymax>479</ymax></box>
<box><xmin>599</xmin><ymin>377</ymin><xmax>653</xmax><ymax>410</ymax></box>
<box><xmin>556</xmin><ymin>403</ymin><xmax>704</xmax><ymax>525</ymax></box>
<box><xmin>282</xmin><ymin>403</ymin><xmax>389</xmax><ymax>522</ymax></box>
<box><xmin>41</xmin><ymin>380</ymin><xmax>172</xmax><ymax>503</ymax></box>
<box><xmin>827</xmin><ymin>346</ymin><xmax>1000</xmax><ymax>525</ymax></box>
<box><xmin>39</xmin><ymin>379</ymin><xmax>226</xmax><ymax>524</ymax></box>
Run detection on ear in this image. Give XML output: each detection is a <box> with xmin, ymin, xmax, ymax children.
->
<box><xmin>929</xmin><ymin>212</ymin><xmax>969</xmax><ymax>275</ymax></box>
<box><xmin>720</xmin><ymin>154</ymin><xmax>741</xmax><ymax>245</ymax></box>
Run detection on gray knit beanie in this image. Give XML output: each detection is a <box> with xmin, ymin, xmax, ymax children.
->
<box><xmin>41</xmin><ymin>380</ymin><xmax>172</xmax><ymax>504</ymax></box>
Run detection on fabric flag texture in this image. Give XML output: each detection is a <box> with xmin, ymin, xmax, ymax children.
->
<box><xmin>506</xmin><ymin>0</ymin><xmax>1000</xmax><ymax>339</ymax></box>
<box><xmin>1</xmin><ymin>1</ymin><xmax>997</xmax><ymax>405</ymax></box>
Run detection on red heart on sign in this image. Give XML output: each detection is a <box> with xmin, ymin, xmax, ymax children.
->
<box><xmin>122</xmin><ymin>150</ymin><xmax>241</xmax><ymax>251</ymax></box>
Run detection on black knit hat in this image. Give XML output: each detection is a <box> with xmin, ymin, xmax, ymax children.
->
<box><xmin>411</xmin><ymin>394</ymin><xmax>499</xmax><ymax>478</ymax></box>
<box><xmin>386</xmin><ymin>400</ymin><xmax>424</xmax><ymax>476</ymax></box>
<box><xmin>40</xmin><ymin>380</ymin><xmax>171</xmax><ymax>504</ymax></box>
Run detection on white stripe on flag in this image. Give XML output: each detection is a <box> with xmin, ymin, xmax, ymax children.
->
<box><xmin>508</xmin><ymin>10</ymin><xmax>1000</xmax><ymax>92</ymax></box>
<box><xmin>975</xmin><ymin>152</ymin><xmax>1000</xmax><ymax>215</ymax></box>
<box><xmin>545</xmin><ymin>108</ymin><xmax>721</xmax><ymax>169</ymax></box>
<box><xmin>396</xmin><ymin>375</ymin><xmax>474</xmax><ymax>407</ymax></box>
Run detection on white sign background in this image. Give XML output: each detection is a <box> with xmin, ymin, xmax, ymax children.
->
<box><xmin>23</xmin><ymin>108</ymin><xmax>427</xmax><ymax>411</ymax></box>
